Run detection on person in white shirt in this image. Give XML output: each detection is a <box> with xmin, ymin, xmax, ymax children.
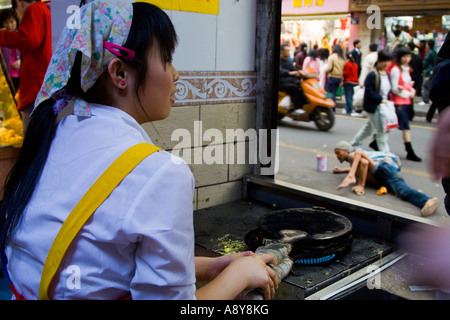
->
<box><xmin>0</xmin><ymin>0</ymin><xmax>278</xmax><ymax>300</ymax></box>
<box><xmin>359</xmin><ymin>43</ymin><xmax>379</xmax><ymax>87</ymax></box>
<box><xmin>351</xmin><ymin>50</ymin><xmax>393</xmax><ymax>153</ymax></box>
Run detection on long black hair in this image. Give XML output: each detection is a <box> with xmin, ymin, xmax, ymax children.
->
<box><xmin>332</xmin><ymin>44</ymin><xmax>344</xmax><ymax>60</ymax></box>
<box><xmin>0</xmin><ymin>2</ymin><xmax>178</xmax><ymax>252</ymax></box>
<box><xmin>394</xmin><ymin>46</ymin><xmax>412</xmax><ymax>67</ymax></box>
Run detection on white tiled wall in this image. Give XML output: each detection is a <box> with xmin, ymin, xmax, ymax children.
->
<box><xmin>52</xmin><ymin>0</ymin><xmax>257</xmax><ymax>71</ymax></box>
<box><xmin>170</xmin><ymin>0</ymin><xmax>257</xmax><ymax>72</ymax></box>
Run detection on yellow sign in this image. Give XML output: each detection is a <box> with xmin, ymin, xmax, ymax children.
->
<box><xmin>137</xmin><ymin>0</ymin><xmax>220</xmax><ymax>15</ymax></box>
<box><xmin>293</xmin><ymin>0</ymin><xmax>324</xmax><ymax>7</ymax></box>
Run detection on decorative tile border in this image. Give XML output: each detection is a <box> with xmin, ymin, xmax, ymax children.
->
<box><xmin>174</xmin><ymin>71</ymin><xmax>257</xmax><ymax>106</ymax></box>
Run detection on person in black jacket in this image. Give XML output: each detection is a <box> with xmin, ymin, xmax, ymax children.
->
<box><xmin>407</xmin><ymin>42</ymin><xmax>423</xmax><ymax>97</ymax></box>
<box><xmin>350</xmin><ymin>50</ymin><xmax>393</xmax><ymax>153</ymax></box>
<box><xmin>350</xmin><ymin>39</ymin><xmax>362</xmax><ymax>77</ymax></box>
<box><xmin>279</xmin><ymin>43</ymin><xmax>306</xmax><ymax>109</ymax></box>
<box><xmin>430</xmin><ymin>30</ymin><xmax>450</xmax><ymax>215</ymax></box>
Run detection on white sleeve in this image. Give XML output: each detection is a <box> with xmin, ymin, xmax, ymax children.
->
<box><xmin>390</xmin><ymin>67</ymin><xmax>410</xmax><ymax>98</ymax></box>
<box><xmin>123</xmin><ymin>153</ymin><xmax>196</xmax><ymax>300</ymax></box>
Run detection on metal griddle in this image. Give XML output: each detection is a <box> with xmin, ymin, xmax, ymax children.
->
<box><xmin>194</xmin><ymin>199</ymin><xmax>395</xmax><ymax>299</ymax></box>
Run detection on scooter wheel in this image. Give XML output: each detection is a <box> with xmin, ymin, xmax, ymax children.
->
<box><xmin>313</xmin><ymin>107</ymin><xmax>334</xmax><ymax>131</ymax></box>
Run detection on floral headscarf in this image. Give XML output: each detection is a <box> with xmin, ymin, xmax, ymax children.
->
<box><xmin>35</xmin><ymin>0</ymin><xmax>134</xmax><ymax>117</ymax></box>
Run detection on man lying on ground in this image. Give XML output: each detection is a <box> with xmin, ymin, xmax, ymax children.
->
<box><xmin>333</xmin><ymin>141</ymin><xmax>439</xmax><ymax>217</ymax></box>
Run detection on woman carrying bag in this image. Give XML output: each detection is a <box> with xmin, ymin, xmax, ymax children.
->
<box><xmin>350</xmin><ymin>50</ymin><xmax>393</xmax><ymax>153</ymax></box>
<box><xmin>390</xmin><ymin>46</ymin><xmax>422</xmax><ymax>162</ymax></box>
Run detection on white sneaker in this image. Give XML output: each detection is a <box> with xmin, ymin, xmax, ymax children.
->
<box><xmin>341</xmin><ymin>109</ymin><xmax>347</xmax><ymax>114</ymax></box>
<box><xmin>421</xmin><ymin>197</ymin><xmax>439</xmax><ymax>217</ymax></box>
<box><xmin>351</xmin><ymin>112</ymin><xmax>364</xmax><ymax>117</ymax></box>
<box><xmin>292</xmin><ymin>108</ymin><xmax>305</xmax><ymax>116</ymax></box>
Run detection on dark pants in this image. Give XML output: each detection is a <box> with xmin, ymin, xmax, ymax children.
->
<box><xmin>326</xmin><ymin>77</ymin><xmax>342</xmax><ymax>108</ymax></box>
<box><xmin>426</xmin><ymin>103</ymin><xmax>438</xmax><ymax>122</ymax></box>
<box><xmin>279</xmin><ymin>83</ymin><xmax>306</xmax><ymax>109</ymax></box>
<box><xmin>395</xmin><ymin>104</ymin><xmax>411</xmax><ymax>130</ymax></box>
<box><xmin>372</xmin><ymin>163</ymin><xmax>430</xmax><ymax>208</ymax></box>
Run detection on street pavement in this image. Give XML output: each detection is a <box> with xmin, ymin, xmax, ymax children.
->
<box><xmin>276</xmin><ymin>97</ymin><xmax>450</xmax><ymax>225</ymax></box>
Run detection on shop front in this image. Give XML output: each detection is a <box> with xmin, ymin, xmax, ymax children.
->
<box><xmin>349</xmin><ymin>0</ymin><xmax>450</xmax><ymax>57</ymax></box>
<box><xmin>281</xmin><ymin>0</ymin><xmax>351</xmax><ymax>57</ymax></box>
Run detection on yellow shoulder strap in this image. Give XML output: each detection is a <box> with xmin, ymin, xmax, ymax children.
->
<box><xmin>39</xmin><ymin>143</ymin><xmax>162</xmax><ymax>300</ymax></box>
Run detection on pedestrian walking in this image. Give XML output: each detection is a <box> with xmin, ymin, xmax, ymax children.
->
<box><xmin>408</xmin><ymin>42</ymin><xmax>423</xmax><ymax>98</ymax></box>
<box><xmin>326</xmin><ymin>45</ymin><xmax>346</xmax><ymax>106</ymax></box>
<box><xmin>359</xmin><ymin>43</ymin><xmax>378</xmax><ymax>87</ymax></box>
<box><xmin>350</xmin><ymin>50</ymin><xmax>393</xmax><ymax>153</ymax></box>
<box><xmin>349</xmin><ymin>39</ymin><xmax>362</xmax><ymax>77</ymax></box>
<box><xmin>390</xmin><ymin>46</ymin><xmax>422</xmax><ymax>162</ymax></box>
<box><xmin>422</xmin><ymin>39</ymin><xmax>437</xmax><ymax>104</ymax></box>
<box><xmin>302</xmin><ymin>48</ymin><xmax>320</xmax><ymax>76</ymax></box>
<box><xmin>318</xmin><ymin>48</ymin><xmax>329</xmax><ymax>89</ymax></box>
<box><xmin>342</xmin><ymin>52</ymin><xmax>359</xmax><ymax>115</ymax></box>
<box><xmin>295</xmin><ymin>43</ymin><xmax>307</xmax><ymax>70</ymax></box>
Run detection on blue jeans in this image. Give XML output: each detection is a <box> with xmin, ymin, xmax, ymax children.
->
<box><xmin>344</xmin><ymin>83</ymin><xmax>357</xmax><ymax>113</ymax></box>
<box><xmin>372</xmin><ymin>163</ymin><xmax>430</xmax><ymax>208</ymax></box>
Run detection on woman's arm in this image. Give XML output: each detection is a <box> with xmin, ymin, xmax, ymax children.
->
<box><xmin>195</xmin><ymin>253</ymin><xmax>278</xmax><ymax>300</ymax></box>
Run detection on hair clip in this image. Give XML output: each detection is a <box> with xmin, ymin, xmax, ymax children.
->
<box><xmin>103</xmin><ymin>41</ymin><xmax>135</xmax><ymax>62</ymax></box>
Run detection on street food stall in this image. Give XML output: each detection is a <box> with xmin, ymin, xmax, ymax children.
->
<box><xmin>1</xmin><ymin>0</ymin><xmax>446</xmax><ymax>300</ymax></box>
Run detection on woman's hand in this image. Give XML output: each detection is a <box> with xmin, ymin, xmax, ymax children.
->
<box><xmin>195</xmin><ymin>251</ymin><xmax>254</xmax><ymax>282</ymax></box>
<box><xmin>225</xmin><ymin>253</ymin><xmax>278</xmax><ymax>300</ymax></box>
<box><xmin>195</xmin><ymin>252</ymin><xmax>278</xmax><ymax>300</ymax></box>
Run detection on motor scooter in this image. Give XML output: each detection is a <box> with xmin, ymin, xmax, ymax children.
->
<box><xmin>278</xmin><ymin>68</ymin><xmax>335</xmax><ymax>131</ymax></box>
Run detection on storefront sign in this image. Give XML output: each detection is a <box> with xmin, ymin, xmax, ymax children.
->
<box><xmin>413</xmin><ymin>16</ymin><xmax>442</xmax><ymax>32</ymax></box>
<box><xmin>283</xmin><ymin>0</ymin><xmax>349</xmax><ymax>15</ymax></box>
<box><xmin>137</xmin><ymin>0</ymin><xmax>220</xmax><ymax>15</ymax></box>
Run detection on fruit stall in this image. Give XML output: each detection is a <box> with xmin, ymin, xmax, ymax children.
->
<box><xmin>0</xmin><ymin>53</ymin><xmax>22</xmax><ymax>200</ymax></box>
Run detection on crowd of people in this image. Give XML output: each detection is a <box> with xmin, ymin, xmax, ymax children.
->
<box><xmin>0</xmin><ymin>0</ymin><xmax>52</xmax><ymax>132</ymax></box>
<box><xmin>279</xmin><ymin>31</ymin><xmax>449</xmax><ymax>218</ymax></box>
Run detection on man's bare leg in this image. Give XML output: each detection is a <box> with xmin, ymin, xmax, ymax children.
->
<box><xmin>337</xmin><ymin>152</ymin><xmax>361</xmax><ymax>190</ymax></box>
<box><xmin>351</xmin><ymin>157</ymin><xmax>369</xmax><ymax>195</ymax></box>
